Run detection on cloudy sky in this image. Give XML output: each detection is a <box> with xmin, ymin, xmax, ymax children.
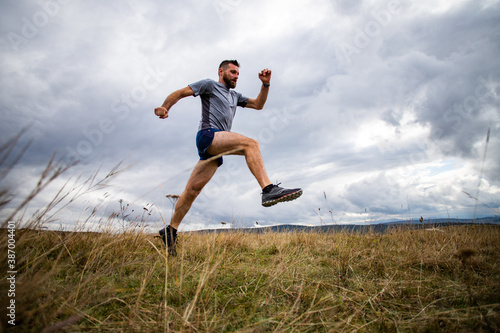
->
<box><xmin>1</xmin><ymin>0</ymin><xmax>499</xmax><ymax>232</ymax></box>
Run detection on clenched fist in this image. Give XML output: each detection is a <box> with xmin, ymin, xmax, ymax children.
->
<box><xmin>155</xmin><ymin>107</ymin><xmax>169</xmax><ymax>119</ymax></box>
<box><xmin>258</xmin><ymin>68</ymin><xmax>271</xmax><ymax>85</ymax></box>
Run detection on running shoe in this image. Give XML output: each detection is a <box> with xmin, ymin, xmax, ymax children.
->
<box><xmin>262</xmin><ymin>183</ymin><xmax>303</xmax><ymax>207</ymax></box>
<box><xmin>159</xmin><ymin>225</ymin><xmax>177</xmax><ymax>256</ymax></box>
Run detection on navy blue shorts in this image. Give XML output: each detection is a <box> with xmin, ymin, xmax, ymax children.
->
<box><xmin>196</xmin><ymin>128</ymin><xmax>223</xmax><ymax>166</ymax></box>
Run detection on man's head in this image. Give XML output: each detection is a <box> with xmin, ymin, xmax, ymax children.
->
<box><xmin>219</xmin><ymin>60</ymin><xmax>240</xmax><ymax>89</ymax></box>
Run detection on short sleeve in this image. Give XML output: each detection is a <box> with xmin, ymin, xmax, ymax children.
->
<box><xmin>237</xmin><ymin>93</ymin><xmax>249</xmax><ymax>107</ymax></box>
<box><xmin>189</xmin><ymin>79</ymin><xmax>213</xmax><ymax>97</ymax></box>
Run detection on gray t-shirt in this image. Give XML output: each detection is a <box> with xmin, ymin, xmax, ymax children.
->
<box><xmin>189</xmin><ymin>79</ymin><xmax>249</xmax><ymax>132</ymax></box>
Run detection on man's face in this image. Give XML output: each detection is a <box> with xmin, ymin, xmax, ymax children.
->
<box><xmin>220</xmin><ymin>63</ymin><xmax>239</xmax><ymax>89</ymax></box>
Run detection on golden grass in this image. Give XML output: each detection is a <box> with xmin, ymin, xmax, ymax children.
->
<box><xmin>1</xmin><ymin>136</ymin><xmax>498</xmax><ymax>332</ymax></box>
<box><xmin>1</xmin><ymin>225</ymin><xmax>499</xmax><ymax>332</ymax></box>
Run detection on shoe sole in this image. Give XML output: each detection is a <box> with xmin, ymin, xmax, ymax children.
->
<box><xmin>262</xmin><ymin>189</ymin><xmax>303</xmax><ymax>207</ymax></box>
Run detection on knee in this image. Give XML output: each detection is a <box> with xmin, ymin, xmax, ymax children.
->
<box><xmin>244</xmin><ymin>138</ymin><xmax>260</xmax><ymax>151</ymax></box>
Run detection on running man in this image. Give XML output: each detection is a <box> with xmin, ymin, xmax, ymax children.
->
<box><xmin>155</xmin><ymin>60</ymin><xmax>302</xmax><ymax>254</ymax></box>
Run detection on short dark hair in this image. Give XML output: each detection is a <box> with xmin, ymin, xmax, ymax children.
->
<box><xmin>219</xmin><ymin>60</ymin><xmax>240</xmax><ymax>69</ymax></box>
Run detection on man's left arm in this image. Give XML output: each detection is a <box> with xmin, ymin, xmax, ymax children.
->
<box><xmin>245</xmin><ymin>68</ymin><xmax>271</xmax><ymax>110</ymax></box>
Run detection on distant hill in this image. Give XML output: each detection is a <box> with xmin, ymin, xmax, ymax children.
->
<box><xmin>192</xmin><ymin>216</ymin><xmax>500</xmax><ymax>234</ymax></box>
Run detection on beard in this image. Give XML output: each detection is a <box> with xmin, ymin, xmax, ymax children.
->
<box><xmin>223</xmin><ymin>73</ymin><xmax>237</xmax><ymax>89</ymax></box>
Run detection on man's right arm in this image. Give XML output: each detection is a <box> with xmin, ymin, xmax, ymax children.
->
<box><xmin>154</xmin><ymin>86</ymin><xmax>194</xmax><ymax>119</ymax></box>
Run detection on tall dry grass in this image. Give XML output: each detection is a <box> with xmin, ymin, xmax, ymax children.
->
<box><xmin>1</xmin><ymin>225</ymin><xmax>499</xmax><ymax>332</ymax></box>
<box><xmin>1</xmin><ymin>133</ymin><xmax>499</xmax><ymax>332</ymax></box>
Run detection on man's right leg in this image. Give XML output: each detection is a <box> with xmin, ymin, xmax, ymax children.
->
<box><xmin>160</xmin><ymin>159</ymin><xmax>219</xmax><ymax>254</ymax></box>
<box><xmin>170</xmin><ymin>159</ymin><xmax>219</xmax><ymax>230</ymax></box>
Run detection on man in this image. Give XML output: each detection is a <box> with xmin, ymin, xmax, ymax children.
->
<box><xmin>154</xmin><ymin>60</ymin><xmax>302</xmax><ymax>254</ymax></box>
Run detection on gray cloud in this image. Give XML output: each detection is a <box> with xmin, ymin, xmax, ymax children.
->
<box><xmin>1</xmin><ymin>0</ymin><xmax>499</xmax><ymax>231</ymax></box>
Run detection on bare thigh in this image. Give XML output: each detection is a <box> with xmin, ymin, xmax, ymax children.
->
<box><xmin>205</xmin><ymin>130</ymin><xmax>271</xmax><ymax>189</ymax></box>
<box><xmin>206</xmin><ymin>131</ymin><xmax>254</xmax><ymax>157</ymax></box>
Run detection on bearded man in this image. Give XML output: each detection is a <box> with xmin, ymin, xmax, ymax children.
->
<box><xmin>154</xmin><ymin>60</ymin><xmax>302</xmax><ymax>254</ymax></box>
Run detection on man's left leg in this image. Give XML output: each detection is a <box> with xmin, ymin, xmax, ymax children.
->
<box><xmin>207</xmin><ymin>131</ymin><xmax>270</xmax><ymax>189</ymax></box>
<box><xmin>207</xmin><ymin>131</ymin><xmax>302</xmax><ymax>207</ymax></box>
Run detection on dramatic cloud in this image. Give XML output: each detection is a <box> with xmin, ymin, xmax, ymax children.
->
<box><xmin>1</xmin><ymin>0</ymin><xmax>499</xmax><ymax>232</ymax></box>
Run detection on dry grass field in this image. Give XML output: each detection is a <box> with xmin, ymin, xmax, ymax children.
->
<box><xmin>1</xmin><ymin>140</ymin><xmax>499</xmax><ymax>332</ymax></box>
<box><xmin>1</xmin><ymin>224</ymin><xmax>499</xmax><ymax>332</ymax></box>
